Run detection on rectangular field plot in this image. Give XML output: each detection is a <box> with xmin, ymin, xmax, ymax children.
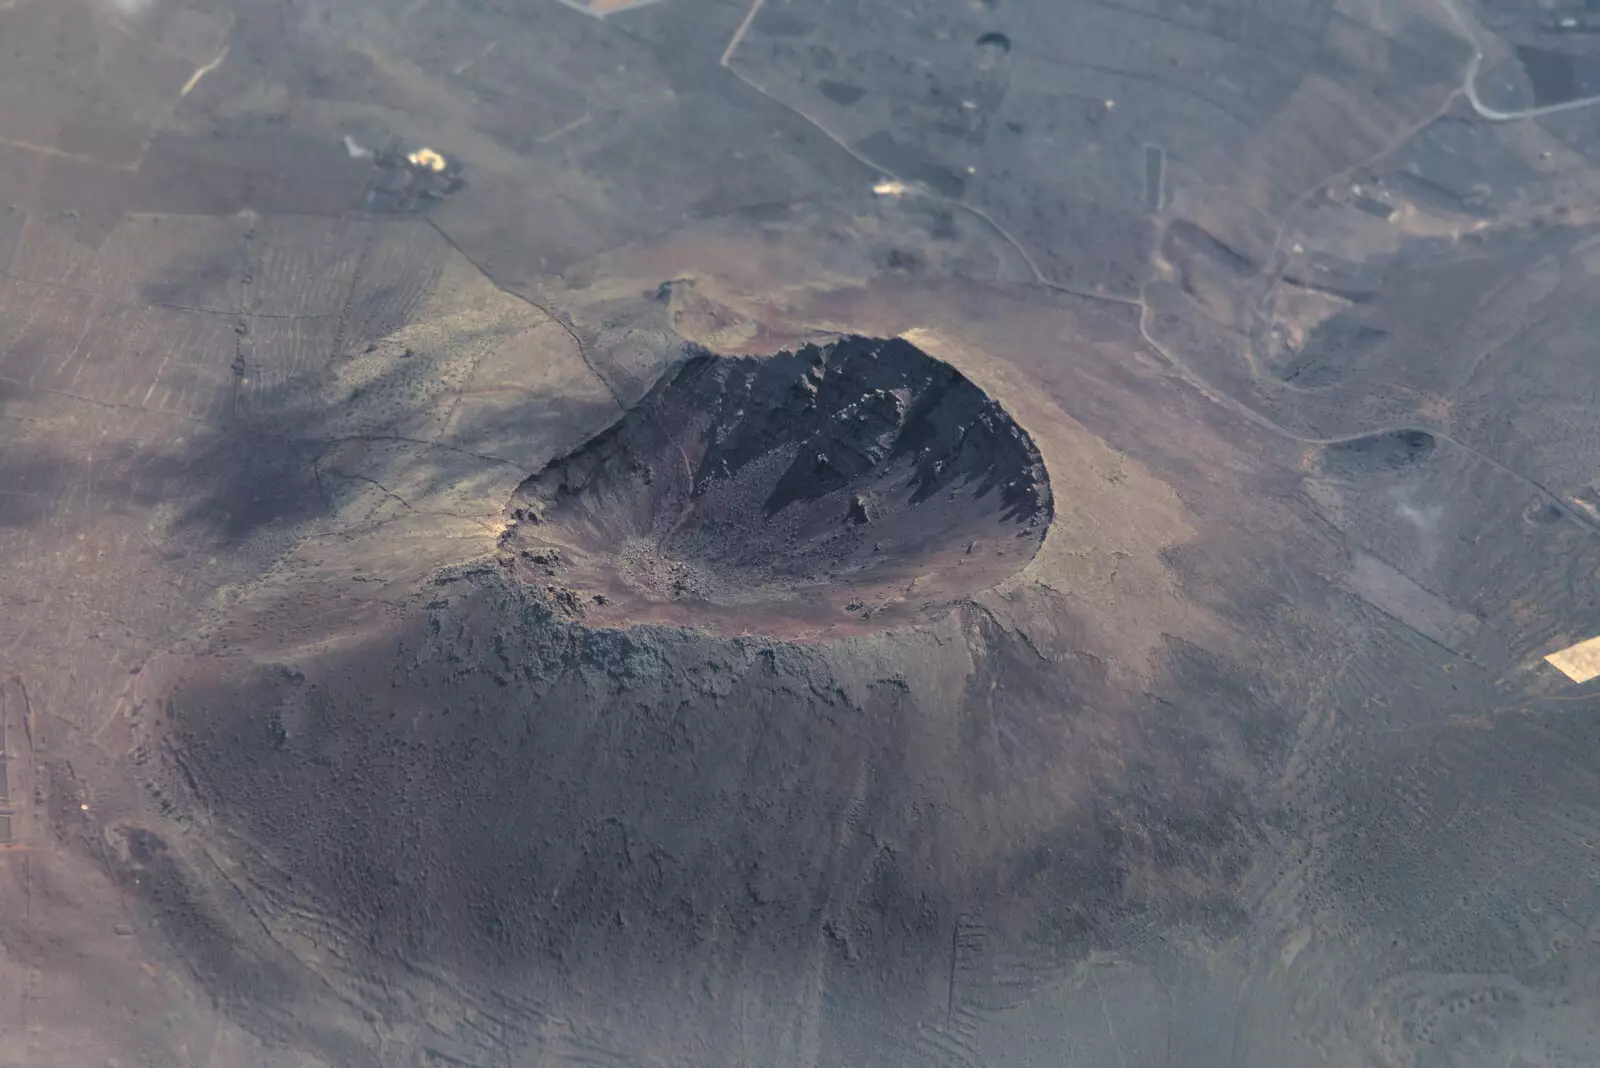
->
<box><xmin>1546</xmin><ymin>634</ymin><xmax>1600</xmax><ymax>684</ymax></box>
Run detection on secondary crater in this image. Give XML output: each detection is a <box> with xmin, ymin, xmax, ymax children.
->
<box><xmin>500</xmin><ymin>335</ymin><xmax>1052</xmax><ymax>638</ymax></box>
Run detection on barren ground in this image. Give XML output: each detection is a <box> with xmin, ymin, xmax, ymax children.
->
<box><xmin>5</xmin><ymin>1</ymin><xmax>1600</xmax><ymax>1067</ymax></box>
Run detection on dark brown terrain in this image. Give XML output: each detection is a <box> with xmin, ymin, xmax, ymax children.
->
<box><xmin>503</xmin><ymin>336</ymin><xmax>1051</xmax><ymax>636</ymax></box>
<box><xmin>4</xmin><ymin>0</ymin><xmax>1600</xmax><ymax>1066</ymax></box>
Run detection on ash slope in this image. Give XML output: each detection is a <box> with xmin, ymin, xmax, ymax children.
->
<box><xmin>504</xmin><ymin>336</ymin><xmax>1051</xmax><ymax>636</ymax></box>
<box><xmin>159</xmin><ymin>561</ymin><xmax>1281</xmax><ymax>1067</ymax></box>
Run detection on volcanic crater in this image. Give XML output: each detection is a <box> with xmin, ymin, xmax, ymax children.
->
<box><xmin>500</xmin><ymin>335</ymin><xmax>1053</xmax><ymax>637</ymax></box>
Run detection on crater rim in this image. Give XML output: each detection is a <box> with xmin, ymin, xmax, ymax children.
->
<box><xmin>498</xmin><ymin>334</ymin><xmax>1054</xmax><ymax>640</ymax></box>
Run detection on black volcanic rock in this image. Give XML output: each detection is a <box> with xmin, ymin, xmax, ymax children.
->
<box><xmin>502</xmin><ymin>336</ymin><xmax>1052</xmax><ymax>637</ymax></box>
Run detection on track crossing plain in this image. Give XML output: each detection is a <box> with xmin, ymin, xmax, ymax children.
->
<box><xmin>4</xmin><ymin>0</ymin><xmax>1600</xmax><ymax>1065</ymax></box>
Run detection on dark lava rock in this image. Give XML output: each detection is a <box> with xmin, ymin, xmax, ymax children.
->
<box><xmin>501</xmin><ymin>336</ymin><xmax>1052</xmax><ymax>637</ymax></box>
